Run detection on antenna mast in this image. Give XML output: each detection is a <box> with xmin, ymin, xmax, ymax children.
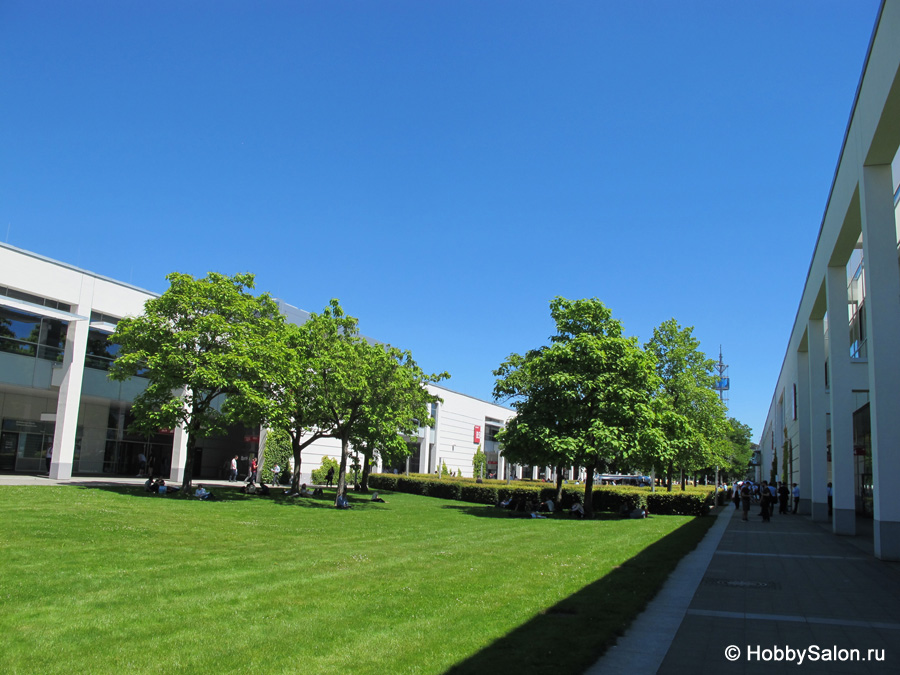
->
<box><xmin>713</xmin><ymin>345</ymin><xmax>729</xmax><ymax>407</ymax></box>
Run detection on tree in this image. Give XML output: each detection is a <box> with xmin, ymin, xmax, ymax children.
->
<box><xmin>110</xmin><ymin>272</ymin><xmax>284</xmax><ymax>492</ymax></box>
<box><xmin>298</xmin><ymin>302</ymin><xmax>444</xmax><ymax>505</ymax></box>
<box><xmin>645</xmin><ymin>319</ymin><xmax>728</xmax><ymax>491</ymax></box>
<box><xmin>720</xmin><ymin>417</ymin><xmax>753</xmax><ymax>480</ymax></box>
<box><xmin>234</xmin><ymin>302</ymin><xmax>354</xmax><ymax>493</ymax></box>
<box><xmin>472</xmin><ymin>444</ymin><xmax>487</xmax><ymax>480</ymax></box>
<box><xmin>494</xmin><ymin>297</ymin><xmax>660</xmax><ymax>517</ymax></box>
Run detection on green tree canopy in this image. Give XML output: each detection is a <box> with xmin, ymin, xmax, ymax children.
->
<box><xmin>287</xmin><ymin>301</ymin><xmax>445</xmax><ymax>504</ymax></box>
<box><xmin>494</xmin><ymin>297</ymin><xmax>660</xmax><ymax>517</ymax></box>
<box><xmin>645</xmin><ymin>319</ymin><xmax>729</xmax><ymax>490</ymax></box>
<box><xmin>109</xmin><ymin>272</ymin><xmax>284</xmax><ymax>491</ymax></box>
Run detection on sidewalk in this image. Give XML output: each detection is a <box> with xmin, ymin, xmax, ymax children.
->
<box><xmin>0</xmin><ymin>473</ymin><xmax>236</xmax><ymax>489</ymax></box>
<box><xmin>592</xmin><ymin>503</ymin><xmax>900</xmax><ymax>674</ymax></box>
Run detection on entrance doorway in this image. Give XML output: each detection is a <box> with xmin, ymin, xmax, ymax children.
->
<box><xmin>0</xmin><ymin>419</ymin><xmax>55</xmax><ymax>473</ymax></box>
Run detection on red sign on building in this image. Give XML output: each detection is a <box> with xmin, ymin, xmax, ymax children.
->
<box><xmin>474</xmin><ymin>425</ymin><xmax>481</xmax><ymax>444</ymax></box>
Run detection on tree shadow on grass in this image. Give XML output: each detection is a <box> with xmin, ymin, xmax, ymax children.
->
<box><xmin>442</xmin><ymin>514</ymin><xmax>717</xmax><ymax>675</ymax></box>
<box><xmin>76</xmin><ymin>483</ymin><xmax>392</xmax><ymax>509</ymax></box>
<box><xmin>439</xmin><ymin>503</ymin><xmax>624</xmax><ymax>522</ymax></box>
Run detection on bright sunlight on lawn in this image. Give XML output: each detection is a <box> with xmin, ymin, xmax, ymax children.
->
<box><xmin>0</xmin><ymin>486</ymin><xmax>715</xmax><ymax>674</ymax></box>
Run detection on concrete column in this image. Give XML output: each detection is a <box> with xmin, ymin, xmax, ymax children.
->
<box><xmin>419</xmin><ymin>435</ymin><xmax>428</xmax><ymax>475</ymax></box>
<box><xmin>257</xmin><ymin>426</ymin><xmax>269</xmax><ymax>475</ymax></box>
<box><xmin>796</xmin><ymin>349</ymin><xmax>812</xmax><ymax>515</ymax></box>
<box><xmin>50</xmin><ymin>278</ymin><xmax>93</xmax><ymax>479</ymax></box>
<box><xmin>429</xmin><ymin>403</ymin><xmax>441</xmax><ymax>475</ymax></box>
<box><xmin>860</xmin><ymin>163</ymin><xmax>900</xmax><ymax>560</ymax></box>
<box><xmin>169</xmin><ymin>407</ymin><xmax>189</xmax><ymax>483</ymax></box>
<box><xmin>825</xmin><ymin>265</ymin><xmax>856</xmax><ymax>535</ymax></box>
<box><xmin>807</xmin><ymin>318</ymin><xmax>829</xmax><ymax>521</ymax></box>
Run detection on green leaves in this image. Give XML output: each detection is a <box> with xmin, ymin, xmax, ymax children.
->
<box><xmin>494</xmin><ymin>297</ymin><xmax>659</xmax><ymax>514</ymax></box>
<box><xmin>110</xmin><ymin>271</ymin><xmax>286</xmax><ymax>489</ymax></box>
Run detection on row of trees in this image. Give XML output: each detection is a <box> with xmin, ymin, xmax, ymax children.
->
<box><xmin>109</xmin><ymin>272</ymin><xmax>446</xmax><ymax>503</ymax></box>
<box><xmin>493</xmin><ymin>297</ymin><xmax>753</xmax><ymax>518</ymax></box>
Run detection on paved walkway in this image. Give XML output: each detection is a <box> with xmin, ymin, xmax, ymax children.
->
<box><xmin>591</xmin><ymin>503</ymin><xmax>900</xmax><ymax>674</ymax></box>
<box><xmin>0</xmin><ymin>473</ymin><xmax>237</xmax><ymax>488</ymax></box>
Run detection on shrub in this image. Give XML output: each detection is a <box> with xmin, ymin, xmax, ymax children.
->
<box><xmin>312</xmin><ymin>457</ymin><xmax>340</xmax><ymax>486</ymax></box>
<box><xmin>441</xmin><ymin>461</ymin><xmax>450</xmax><ymax>478</ymax></box>
<box><xmin>367</xmin><ymin>473</ymin><xmax>712</xmax><ymax>517</ymax></box>
<box><xmin>646</xmin><ymin>491</ymin><xmax>711</xmax><ymax>516</ymax></box>
<box><xmin>261</xmin><ymin>429</ymin><xmax>292</xmax><ymax>484</ymax></box>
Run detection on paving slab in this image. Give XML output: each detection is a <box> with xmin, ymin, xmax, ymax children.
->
<box><xmin>593</xmin><ymin>502</ymin><xmax>900</xmax><ymax>674</ymax></box>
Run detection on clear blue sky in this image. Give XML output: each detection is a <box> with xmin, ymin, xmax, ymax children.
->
<box><xmin>0</xmin><ymin>1</ymin><xmax>883</xmax><ymax>442</ymax></box>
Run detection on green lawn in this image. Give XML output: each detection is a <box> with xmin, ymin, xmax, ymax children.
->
<box><xmin>0</xmin><ymin>486</ymin><xmax>715</xmax><ymax>674</ymax></box>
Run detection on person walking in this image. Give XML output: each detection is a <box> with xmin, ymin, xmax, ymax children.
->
<box><xmin>792</xmin><ymin>483</ymin><xmax>800</xmax><ymax>514</ymax></box>
<box><xmin>230</xmin><ymin>455</ymin><xmax>238</xmax><ymax>482</ymax></box>
<box><xmin>325</xmin><ymin>465</ymin><xmax>335</xmax><ymax>488</ymax></box>
<box><xmin>247</xmin><ymin>456</ymin><xmax>258</xmax><ymax>484</ymax></box>
<box><xmin>45</xmin><ymin>445</ymin><xmax>53</xmax><ymax>474</ymax></box>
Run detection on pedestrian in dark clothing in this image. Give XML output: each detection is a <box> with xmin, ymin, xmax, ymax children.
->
<box><xmin>759</xmin><ymin>481</ymin><xmax>772</xmax><ymax>522</ymax></box>
<box><xmin>778</xmin><ymin>482</ymin><xmax>790</xmax><ymax>514</ymax></box>
<box><xmin>741</xmin><ymin>483</ymin><xmax>751</xmax><ymax>521</ymax></box>
<box><xmin>326</xmin><ymin>466</ymin><xmax>335</xmax><ymax>488</ymax></box>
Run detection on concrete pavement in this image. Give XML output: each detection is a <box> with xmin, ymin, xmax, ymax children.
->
<box><xmin>592</xmin><ymin>502</ymin><xmax>900</xmax><ymax>674</ymax></box>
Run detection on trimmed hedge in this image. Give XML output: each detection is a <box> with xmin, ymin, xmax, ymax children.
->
<box><xmin>368</xmin><ymin>474</ymin><xmax>714</xmax><ymax>516</ymax></box>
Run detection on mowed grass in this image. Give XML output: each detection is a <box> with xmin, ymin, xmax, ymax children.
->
<box><xmin>0</xmin><ymin>486</ymin><xmax>715</xmax><ymax>674</ymax></box>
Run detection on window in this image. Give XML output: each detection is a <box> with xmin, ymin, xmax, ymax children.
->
<box><xmin>0</xmin><ymin>307</ymin><xmax>67</xmax><ymax>361</ymax></box>
<box><xmin>792</xmin><ymin>384</ymin><xmax>797</xmax><ymax>421</ymax></box>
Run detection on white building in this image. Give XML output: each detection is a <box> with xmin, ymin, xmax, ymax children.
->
<box><xmin>758</xmin><ymin>1</ymin><xmax>900</xmax><ymax>560</ymax></box>
<box><xmin>0</xmin><ymin>242</ymin><xmax>512</xmax><ymax>483</ymax></box>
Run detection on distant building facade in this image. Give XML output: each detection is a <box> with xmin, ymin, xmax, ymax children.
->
<box><xmin>0</xmin><ymin>242</ymin><xmax>512</xmax><ymax>483</ymax></box>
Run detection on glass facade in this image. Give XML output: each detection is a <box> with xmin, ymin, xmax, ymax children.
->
<box><xmin>0</xmin><ymin>306</ymin><xmax>67</xmax><ymax>361</ymax></box>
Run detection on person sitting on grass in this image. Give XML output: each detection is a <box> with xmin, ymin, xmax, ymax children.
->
<box><xmin>571</xmin><ymin>498</ymin><xmax>585</xmax><ymax>519</ymax></box>
<box><xmin>312</xmin><ymin>487</ymin><xmax>324</xmax><ymax>497</ymax></box>
<box><xmin>194</xmin><ymin>485</ymin><xmax>212</xmax><ymax>500</ymax></box>
<box><xmin>540</xmin><ymin>499</ymin><xmax>555</xmax><ymax>514</ymax></box>
<box><xmin>156</xmin><ymin>479</ymin><xmax>179</xmax><ymax>495</ymax></box>
<box><xmin>299</xmin><ymin>483</ymin><xmax>313</xmax><ymax>498</ymax></box>
<box><xmin>370</xmin><ymin>492</ymin><xmax>386</xmax><ymax>503</ymax></box>
<box><xmin>335</xmin><ymin>493</ymin><xmax>351</xmax><ymax>509</ymax></box>
<box><xmin>498</xmin><ymin>496</ymin><xmax>512</xmax><ymax>509</ymax></box>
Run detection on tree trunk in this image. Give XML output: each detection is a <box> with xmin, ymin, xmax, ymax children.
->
<box><xmin>555</xmin><ymin>464</ymin><xmax>565</xmax><ymax>504</ymax></box>
<box><xmin>361</xmin><ymin>447</ymin><xmax>373</xmax><ymax>492</ymax></box>
<box><xmin>666</xmin><ymin>461</ymin><xmax>673</xmax><ymax>492</ymax></box>
<box><xmin>335</xmin><ymin>434</ymin><xmax>350</xmax><ymax>505</ymax></box>
<box><xmin>680</xmin><ymin>467</ymin><xmax>686</xmax><ymax>491</ymax></box>
<box><xmin>582</xmin><ymin>462</ymin><xmax>597</xmax><ymax>518</ymax></box>
<box><xmin>179</xmin><ymin>421</ymin><xmax>200</xmax><ymax>493</ymax></box>
<box><xmin>291</xmin><ymin>433</ymin><xmax>303</xmax><ymax>493</ymax></box>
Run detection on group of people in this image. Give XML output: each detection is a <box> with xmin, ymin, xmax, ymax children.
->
<box><xmin>733</xmin><ymin>480</ymin><xmax>801</xmax><ymax>522</ymax></box>
<box><xmin>497</xmin><ymin>495</ymin><xmax>588</xmax><ymax>519</ymax></box>
<box><xmin>144</xmin><ymin>477</ymin><xmax>179</xmax><ymax>495</ymax></box>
